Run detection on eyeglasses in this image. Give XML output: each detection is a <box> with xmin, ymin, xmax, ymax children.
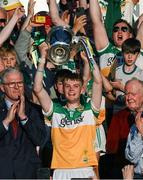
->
<box><xmin>3</xmin><ymin>81</ymin><xmax>24</xmax><ymax>88</ymax></box>
<box><xmin>113</xmin><ymin>26</ymin><xmax>130</xmax><ymax>33</ymax></box>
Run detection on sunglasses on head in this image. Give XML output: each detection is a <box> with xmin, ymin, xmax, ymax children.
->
<box><xmin>113</xmin><ymin>26</ymin><xmax>130</xmax><ymax>33</ymax></box>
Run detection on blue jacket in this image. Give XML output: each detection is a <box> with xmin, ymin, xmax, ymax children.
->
<box><xmin>125</xmin><ymin>124</ymin><xmax>143</xmax><ymax>175</ymax></box>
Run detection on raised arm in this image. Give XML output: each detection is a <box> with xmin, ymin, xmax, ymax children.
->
<box><xmin>49</xmin><ymin>0</ymin><xmax>68</xmax><ymax>27</ymax></box>
<box><xmin>80</xmin><ymin>51</ymin><xmax>91</xmax><ymax>89</ymax></box>
<box><xmin>14</xmin><ymin>0</ymin><xmax>36</xmax><ymax>68</ymax></box>
<box><xmin>0</xmin><ymin>7</ymin><xmax>25</xmax><ymax>46</ymax></box>
<box><xmin>91</xmin><ymin>61</ymin><xmax>102</xmax><ymax>110</ymax></box>
<box><xmin>136</xmin><ymin>14</ymin><xmax>143</xmax><ymax>49</ymax></box>
<box><xmin>33</xmin><ymin>49</ymin><xmax>52</xmax><ymax>113</ymax></box>
<box><xmin>122</xmin><ymin>0</ymin><xmax>137</xmax><ymax>26</ymax></box>
<box><xmin>21</xmin><ymin>0</ymin><xmax>35</xmax><ymax>31</ymax></box>
<box><xmin>89</xmin><ymin>0</ymin><xmax>109</xmax><ymax>50</ymax></box>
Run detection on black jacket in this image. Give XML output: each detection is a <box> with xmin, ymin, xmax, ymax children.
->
<box><xmin>0</xmin><ymin>98</ymin><xmax>46</xmax><ymax>179</ymax></box>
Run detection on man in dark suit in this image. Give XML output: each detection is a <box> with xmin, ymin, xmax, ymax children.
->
<box><xmin>0</xmin><ymin>67</ymin><xmax>46</xmax><ymax>179</ymax></box>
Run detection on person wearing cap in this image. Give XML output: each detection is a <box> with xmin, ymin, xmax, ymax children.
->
<box><xmin>0</xmin><ymin>0</ymin><xmax>22</xmax><ymax>11</ymax></box>
<box><xmin>0</xmin><ymin>0</ymin><xmax>23</xmax><ymax>20</ymax></box>
<box><xmin>0</xmin><ymin>0</ymin><xmax>26</xmax><ymax>46</ymax></box>
<box><xmin>0</xmin><ymin>6</ymin><xmax>25</xmax><ymax>47</ymax></box>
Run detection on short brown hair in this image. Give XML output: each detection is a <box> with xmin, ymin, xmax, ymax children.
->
<box><xmin>64</xmin><ymin>72</ymin><xmax>83</xmax><ymax>85</ymax></box>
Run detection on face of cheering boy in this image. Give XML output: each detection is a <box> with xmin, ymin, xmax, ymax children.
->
<box><xmin>2</xmin><ymin>52</ymin><xmax>17</xmax><ymax>69</ymax></box>
<box><xmin>124</xmin><ymin>52</ymin><xmax>139</xmax><ymax>67</ymax></box>
<box><xmin>63</xmin><ymin>79</ymin><xmax>84</xmax><ymax>104</ymax></box>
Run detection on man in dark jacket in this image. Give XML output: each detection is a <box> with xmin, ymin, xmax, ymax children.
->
<box><xmin>0</xmin><ymin>67</ymin><xmax>46</xmax><ymax>179</ymax></box>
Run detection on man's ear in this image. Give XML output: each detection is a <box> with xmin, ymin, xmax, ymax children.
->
<box><xmin>0</xmin><ymin>84</ymin><xmax>5</xmax><ymax>93</ymax></box>
<box><xmin>54</xmin><ymin>84</ymin><xmax>57</xmax><ymax>90</ymax></box>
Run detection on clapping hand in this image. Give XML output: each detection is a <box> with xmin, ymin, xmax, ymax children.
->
<box><xmin>3</xmin><ymin>101</ymin><xmax>19</xmax><ymax>126</ymax></box>
<box><xmin>16</xmin><ymin>94</ymin><xmax>27</xmax><ymax>120</ymax></box>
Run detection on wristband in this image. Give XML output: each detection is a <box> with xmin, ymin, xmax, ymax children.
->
<box><xmin>37</xmin><ymin>69</ymin><xmax>44</xmax><ymax>73</ymax></box>
<box><xmin>39</xmin><ymin>58</ymin><xmax>46</xmax><ymax>64</ymax></box>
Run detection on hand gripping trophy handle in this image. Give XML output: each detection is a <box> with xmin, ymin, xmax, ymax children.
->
<box><xmin>79</xmin><ymin>37</ymin><xmax>96</xmax><ymax>68</ymax></box>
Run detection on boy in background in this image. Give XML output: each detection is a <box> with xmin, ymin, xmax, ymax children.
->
<box><xmin>111</xmin><ymin>38</ymin><xmax>143</xmax><ymax>113</ymax></box>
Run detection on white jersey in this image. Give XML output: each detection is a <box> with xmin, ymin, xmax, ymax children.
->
<box><xmin>115</xmin><ymin>64</ymin><xmax>143</xmax><ymax>97</ymax></box>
